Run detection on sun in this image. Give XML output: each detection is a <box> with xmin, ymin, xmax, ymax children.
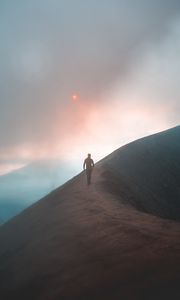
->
<box><xmin>72</xmin><ymin>94</ymin><xmax>78</xmax><ymax>103</ymax></box>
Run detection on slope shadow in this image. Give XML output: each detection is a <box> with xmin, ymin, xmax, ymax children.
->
<box><xmin>99</xmin><ymin>127</ymin><xmax>180</xmax><ymax>221</ymax></box>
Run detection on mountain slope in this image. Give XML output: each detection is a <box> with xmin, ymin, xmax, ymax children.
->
<box><xmin>100</xmin><ymin>125</ymin><xmax>180</xmax><ymax>220</ymax></box>
<box><xmin>0</xmin><ymin>126</ymin><xmax>180</xmax><ymax>300</ymax></box>
<box><xmin>0</xmin><ymin>159</ymin><xmax>77</xmax><ymax>223</ymax></box>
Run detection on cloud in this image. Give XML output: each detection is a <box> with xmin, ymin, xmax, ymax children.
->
<box><xmin>0</xmin><ymin>0</ymin><xmax>180</xmax><ymax>165</ymax></box>
<box><xmin>111</xmin><ymin>17</ymin><xmax>180</xmax><ymax>122</ymax></box>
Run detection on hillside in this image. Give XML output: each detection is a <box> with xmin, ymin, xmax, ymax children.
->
<box><xmin>0</xmin><ymin>126</ymin><xmax>180</xmax><ymax>300</ymax></box>
<box><xmin>100</xmin><ymin>125</ymin><xmax>180</xmax><ymax>220</ymax></box>
<box><xmin>0</xmin><ymin>160</ymin><xmax>77</xmax><ymax>223</ymax></box>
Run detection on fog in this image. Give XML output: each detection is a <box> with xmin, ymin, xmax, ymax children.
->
<box><xmin>0</xmin><ymin>1</ymin><xmax>180</xmax><ymax>221</ymax></box>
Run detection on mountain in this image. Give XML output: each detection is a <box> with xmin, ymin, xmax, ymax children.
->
<box><xmin>100</xmin><ymin>125</ymin><xmax>180</xmax><ymax>220</ymax></box>
<box><xmin>0</xmin><ymin>160</ymin><xmax>78</xmax><ymax>223</ymax></box>
<box><xmin>0</xmin><ymin>126</ymin><xmax>180</xmax><ymax>300</ymax></box>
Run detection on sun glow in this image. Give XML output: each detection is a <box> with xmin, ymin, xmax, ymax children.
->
<box><xmin>71</xmin><ymin>94</ymin><xmax>79</xmax><ymax>103</ymax></box>
<box><xmin>0</xmin><ymin>91</ymin><xmax>175</xmax><ymax>175</ymax></box>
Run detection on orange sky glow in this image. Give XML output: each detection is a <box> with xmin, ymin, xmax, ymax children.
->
<box><xmin>0</xmin><ymin>91</ymin><xmax>174</xmax><ymax>176</ymax></box>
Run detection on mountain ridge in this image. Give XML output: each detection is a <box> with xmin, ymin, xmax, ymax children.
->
<box><xmin>0</xmin><ymin>126</ymin><xmax>180</xmax><ymax>300</ymax></box>
<box><xmin>99</xmin><ymin>125</ymin><xmax>180</xmax><ymax>220</ymax></box>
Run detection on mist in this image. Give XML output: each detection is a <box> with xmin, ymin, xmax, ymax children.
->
<box><xmin>0</xmin><ymin>1</ymin><xmax>180</xmax><ymax>218</ymax></box>
<box><xmin>0</xmin><ymin>1</ymin><xmax>180</xmax><ymax>160</ymax></box>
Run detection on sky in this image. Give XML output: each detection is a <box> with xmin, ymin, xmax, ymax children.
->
<box><xmin>0</xmin><ymin>0</ymin><xmax>180</xmax><ymax>176</ymax></box>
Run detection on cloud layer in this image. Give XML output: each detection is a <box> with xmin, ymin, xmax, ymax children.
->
<box><xmin>0</xmin><ymin>0</ymin><xmax>180</xmax><ymax>172</ymax></box>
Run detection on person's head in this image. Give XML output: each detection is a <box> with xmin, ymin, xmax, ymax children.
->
<box><xmin>88</xmin><ymin>153</ymin><xmax>91</xmax><ymax>158</ymax></box>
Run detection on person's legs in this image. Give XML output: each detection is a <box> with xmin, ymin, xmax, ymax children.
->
<box><xmin>86</xmin><ymin>169</ymin><xmax>91</xmax><ymax>185</ymax></box>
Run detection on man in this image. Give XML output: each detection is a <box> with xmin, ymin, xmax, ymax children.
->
<box><xmin>83</xmin><ymin>153</ymin><xmax>94</xmax><ymax>185</ymax></box>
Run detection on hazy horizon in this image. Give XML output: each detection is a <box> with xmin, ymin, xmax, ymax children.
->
<box><xmin>1</xmin><ymin>0</ymin><xmax>180</xmax><ymax>176</ymax></box>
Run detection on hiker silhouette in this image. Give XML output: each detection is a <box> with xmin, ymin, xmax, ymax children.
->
<box><xmin>83</xmin><ymin>153</ymin><xmax>94</xmax><ymax>185</ymax></box>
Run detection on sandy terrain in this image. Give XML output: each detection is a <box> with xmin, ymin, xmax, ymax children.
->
<box><xmin>0</xmin><ymin>127</ymin><xmax>180</xmax><ymax>300</ymax></box>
